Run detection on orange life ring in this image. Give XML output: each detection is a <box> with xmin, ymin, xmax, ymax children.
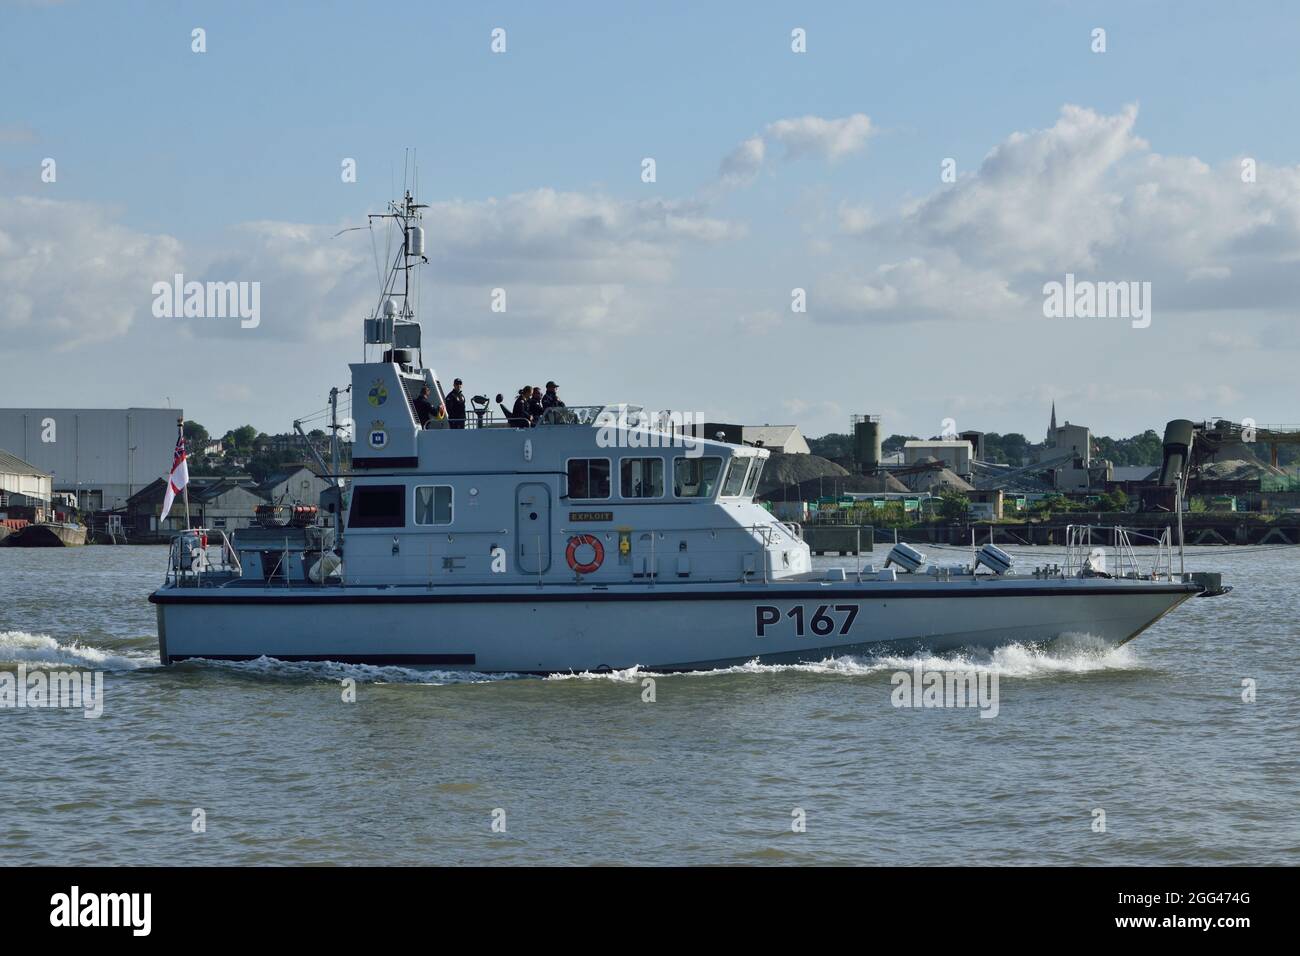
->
<box><xmin>566</xmin><ymin>534</ymin><xmax>604</xmax><ymax>574</ymax></box>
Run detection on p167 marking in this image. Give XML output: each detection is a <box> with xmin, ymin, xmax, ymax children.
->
<box><xmin>756</xmin><ymin>604</ymin><xmax>859</xmax><ymax>638</ymax></box>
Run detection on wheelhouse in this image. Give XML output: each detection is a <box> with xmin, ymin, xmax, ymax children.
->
<box><xmin>335</xmin><ymin>405</ymin><xmax>805</xmax><ymax>588</ymax></box>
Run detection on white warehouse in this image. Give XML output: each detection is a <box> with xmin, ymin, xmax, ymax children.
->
<box><xmin>0</xmin><ymin>408</ymin><xmax>182</xmax><ymax>511</ymax></box>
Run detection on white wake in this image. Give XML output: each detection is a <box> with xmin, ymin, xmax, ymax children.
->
<box><xmin>547</xmin><ymin>636</ymin><xmax>1145</xmax><ymax>683</ymax></box>
<box><xmin>175</xmin><ymin>655</ymin><xmax>523</xmax><ymax>685</ymax></box>
<box><xmin>0</xmin><ymin>630</ymin><xmax>155</xmax><ymax>671</ymax></box>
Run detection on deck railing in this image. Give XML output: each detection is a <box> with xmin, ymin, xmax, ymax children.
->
<box><xmin>1063</xmin><ymin>524</ymin><xmax>1174</xmax><ymax>581</ymax></box>
<box><xmin>164</xmin><ymin>528</ymin><xmax>242</xmax><ymax>586</ymax></box>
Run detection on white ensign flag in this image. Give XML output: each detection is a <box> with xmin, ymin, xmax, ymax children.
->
<box><xmin>159</xmin><ymin>430</ymin><xmax>189</xmax><ymax>522</ymax></box>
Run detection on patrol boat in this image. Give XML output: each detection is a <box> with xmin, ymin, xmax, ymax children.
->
<box><xmin>149</xmin><ymin>191</ymin><xmax>1225</xmax><ymax>672</ymax></box>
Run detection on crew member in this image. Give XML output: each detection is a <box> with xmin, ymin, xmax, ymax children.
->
<box><xmin>527</xmin><ymin>386</ymin><xmax>545</xmax><ymax>426</ymax></box>
<box><xmin>413</xmin><ymin>385</ymin><xmax>438</xmax><ymax>427</ymax></box>
<box><xmin>542</xmin><ymin>381</ymin><xmax>564</xmax><ymax>410</ymax></box>
<box><xmin>444</xmin><ymin>378</ymin><xmax>467</xmax><ymax>429</ymax></box>
<box><xmin>509</xmin><ymin>387</ymin><xmax>531</xmax><ymax>428</ymax></box>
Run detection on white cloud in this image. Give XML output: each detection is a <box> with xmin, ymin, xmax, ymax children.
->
<box><xmin>718</xmin><ymin>113</ymin><xmax>874</xmax><ymax>186</ymax></box>
<box><xmin>765</xmin><ymin>113</ymin><xmax>874</xmax><ymax>161</ymax></box>
<box><xmin>822</xmin><ymin>104</ymin><xmax>1300</xmax><ymax>324</ymax></box>
<box><xmin>816</xmin><ymin>254</ymin><xmax>1025</xmax><ymax>324</ymax></box>
<box><xmin>891</xmin><ymin>104</ymin><xmax>1143</xmax><ymax>273</ymax></box>
<box><xmin>0</xmin><ymin>196</ymin><xmax>182</xmax><ymax>348</ymax></box>
<box><xmin>837</xmin><ymin>201</ymin><xmax>873</xmax><ymax>235</ymax></box>
<box><xmin>719</xmin><ymin>136</ymin><xmax>766</xmax><ymax>187</ymax></box>
<box><xmin>422</xmin><ymin>188</ymin><xmax>740</xmax><ymax>286</ymax></box>
<box><xmin>427</xmin><ymin>282</ymin><xmax>646</xmax><ymax>338</ymax></box>
<box><xmin>0</xmin><ymin>188</ymin><xmax>744</xmax><ymax>351</ymax></box>
<box><xmin>192</xmin><ymin>220</ymin><xmax>376</xmax><ymax>341</ymax></box>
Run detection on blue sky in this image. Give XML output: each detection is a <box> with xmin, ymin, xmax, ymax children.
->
<box><xmin>3</xmin><ymin>1</ymin><xmax>1299</xmax><ymax>441</ymax></box>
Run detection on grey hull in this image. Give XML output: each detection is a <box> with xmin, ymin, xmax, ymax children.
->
<box><xmin>151</xmin><ymin>578</ymin><xmax>1198</xmax><ymax>672</ymax></box>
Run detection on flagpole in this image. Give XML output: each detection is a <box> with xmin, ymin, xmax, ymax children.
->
<box><xmin>179</xmin><ymin>417</ymin><xmax>191</xmax><ymax>529</ymax></box>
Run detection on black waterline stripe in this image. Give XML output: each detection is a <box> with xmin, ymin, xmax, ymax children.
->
<box><xmin>172</xmin><ymin>653</ymin><xmax>476</xmax><ymax>665</ymax></box>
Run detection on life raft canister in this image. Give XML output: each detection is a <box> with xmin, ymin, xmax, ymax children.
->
<box><xmin>566</xmin><ymin>534</ymin><xmax>604</xmax><ymax>574</ymax></box>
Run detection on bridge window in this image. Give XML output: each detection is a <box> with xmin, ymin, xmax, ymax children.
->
<box><xmin>414</xmin><ymin>485</ymin><xmax>453</xmax><ymax>525</ymax></box>
<box><xmin>673</xmin><ymin>456</ymin><xmax>722</xmax><ymax>498</ymax></box>
<box><xmin>742</xmin><ymin>459</ymin><xmax>764</xmax><ymax>498</ymax></box>
<box><xmin>721</xmin><ymin>458</ymin><xmax>750</xmax><ymax>497</ymax></box>
<box><xmin>348</xmin><ymin>484</ymin><xmax>405</xmax><ymax>528</ymax></box>
<box><xmin>567</xmin><ymin>458</ymin><xmax>611</xmax><ymax>499</ymax></box>
<box><xmin>620</xmin><ymin>457</ymin><xmax>664</xmax><ymax>498</ymax></box>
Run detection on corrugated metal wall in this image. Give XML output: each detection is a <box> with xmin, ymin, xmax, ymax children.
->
<box><xmin>0</xmin><ymin>408</ymin><xmax>181</xmax><ymax>508</ymax></box>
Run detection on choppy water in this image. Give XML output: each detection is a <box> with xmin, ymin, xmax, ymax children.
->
<box><xmin>1</xmin><ymin>543</ymin><xmax>1296</xmax><ymax>865</ymax></box>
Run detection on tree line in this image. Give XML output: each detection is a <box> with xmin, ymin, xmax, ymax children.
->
<box><xmin>181</xmin><ymin>420</ymin><xmax>334</xmax><ymax>483</ymax></box>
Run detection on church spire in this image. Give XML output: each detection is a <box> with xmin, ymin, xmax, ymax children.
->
<box><xmin>1048</xmin><ymin>401</ymin><xmax>1058</xmax><ymax>444</ymax></box>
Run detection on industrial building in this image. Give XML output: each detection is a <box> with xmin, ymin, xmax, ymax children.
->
<box><xmin>740</xmin><ymin>425</ymin><xmax>811</xmax><ymax>455</ymax></box>
<box><xmin>1040</xmin><ymin>411</ymin><xmax>1112</xmax><ymax>491</ymax></box>
<box><xmin>126</xmin><ymin>476</ymin><xmax>264</xmax><ymax>536</ymax></box>
<box><xmin>903</xmin><ymin>440</ymin><xmax>974</xmax><ymax>479</ymax></box>
<box><xmin>0</xmin><ymin>408</ymin><xmax>181</xmax><ymax>511</ymax></box>
<box><xmin>699</xmin><ymin>422</ymin><xmax>811</xmax><ymax>454</ymax></box>
<box><xmin>121</xmin><ymin>465</ymin><xmax>329</xmax><ymax>538</ymax></box>
<box><xmin>0</xmin><ymin>449</ymin><xmax>53</xmax><ymax>505</ymax></box>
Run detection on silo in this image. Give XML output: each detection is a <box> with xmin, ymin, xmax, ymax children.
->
<box><xmin>852</xmin><ymin>414</ymin><xmax>882</xmax><ymax>473</ymax></box>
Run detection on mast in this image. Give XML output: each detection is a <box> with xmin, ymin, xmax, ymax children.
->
<box><xmin>329</xmin><ymin>386</ymin><xmax>341</xmax><ymax>481</ymax></box>
<box><xmin>364</xmin><ymin>184</ymin><xmax>428</xmax><ymax>364</ymax></box>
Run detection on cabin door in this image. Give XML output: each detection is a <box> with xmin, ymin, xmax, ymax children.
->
<box><xmin>516</xmin><ymin>482</ymin><xmax>552</xmax><ymax>574</ymax></box>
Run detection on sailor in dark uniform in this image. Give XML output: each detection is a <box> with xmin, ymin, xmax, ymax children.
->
<box><xmin>508</xmin><ymin>387</ymin><xmax>531</xmax><ymax>427</ymax></box>
<box><xmin>412</xmin><ymin>386</ymin><xmax>438</xmax><ymax>428</ymax></box>
<box><xmin>444</xmin><ymin>378</ymin><xmax>467</xmax><ymax>429</ymax></box>
<box><xmin>542</xmin><ymin>381</ymin><xmax>564</xmax><ymax>410</ymax></box>
<box><xmin>526</xmin><ymin>386</ymin><xmax>545</xmax><ymax>426</ymax></box>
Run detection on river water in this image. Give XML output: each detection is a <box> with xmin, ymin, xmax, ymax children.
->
<box><xmin>1</xmin><ymin>543</ymin><xmax>1296</xmax><ymax>865</ymax></box>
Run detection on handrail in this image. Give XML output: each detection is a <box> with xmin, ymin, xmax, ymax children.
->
<box><xmin>1064</xmin><ymin>524</ymin><xmax>1174</xmax><ymax>581</ymax></box>
<box><xmin>557</xmin><ymin>522</ymin><xmax>796</xmax><ymax>543</ymax></box>
<box><xmin>164</xmin><ymin>527</ymin><xmax>242</xmax><ymax>586</ymax></box>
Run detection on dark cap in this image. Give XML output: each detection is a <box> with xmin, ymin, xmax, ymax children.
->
<box><xmin>546</xmin><ymin>381</ymin><xmax>559</xmax><ymax>389</ymax></box>
<box><xmin>453</xmin><ymin>378</ymin><xmax>462</xmax><ymax>385</ymax></box>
